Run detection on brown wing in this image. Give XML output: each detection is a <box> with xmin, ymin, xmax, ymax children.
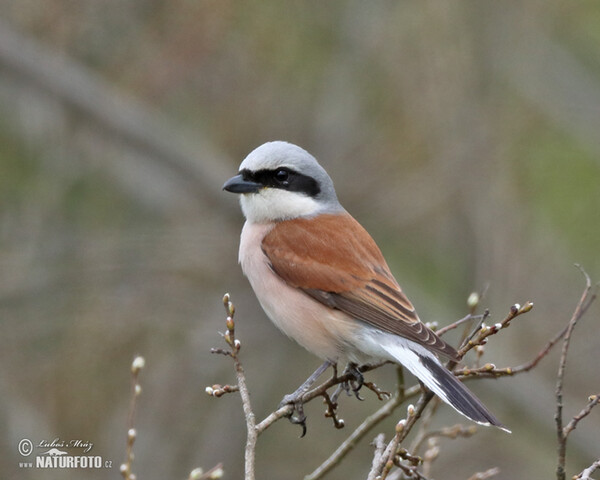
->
<box><xmin>261</xmin><ymin>213</ymin><xmax>459</xmax><ymax>360</ymax></box>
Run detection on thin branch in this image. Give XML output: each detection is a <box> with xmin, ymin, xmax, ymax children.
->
<box><xmin>210</xmin><ymin>296</ymin><xmax>396</xmax><ymax>480</ymax></box>
<box><xmin>224</xmin><ymin>295</ymin><xmax>257</xmax><ymax>480</ymax></box>
<box><xmin>188</xmin><ymin>463</ymin><xmax>225</xmax><ymax>480</ymax></box>
<box><xmin>305</xmin><ymin>368</ymin><xmax>411</xmax><ymax>480</ymax></box>
<box><xmin>458</xmin><ymin>302</ymin><xmax>534</xmax><ymax>358</ymax></box>
<box><xmin>563</xmin><ymin>394</ymin><xmax>600</xmax><ymax>439</ymax></box>
<box><xmin>255</xmin><ymin>362</ymin><xmax>392</xmax><ymax>436</ymax></box>
<box><xmin>209</xmin><ymin>283</ymin><xmax>596</xmax><ymax>480</ymax></box>
<box><xmin>410</xmin><ymin>424</ymin><xmax>478</xmax><ymax>457</ymax></box>
<box><xmin>207</xmin><ymin>294</ymin><xmax>256</xmax><ymax>480</ymax></box>
<box><xmin>467</xmin><ymin>467</ymin><xmax>501</xmax><ymax>480</ymax></box>
<box><xmin>436</xmin><ymin>313</ymin><xmax>479</xmax><ymax>336</ymax></box>
<box><xmin>370</xmin><ymin>433</ymin><xmax>387</xmax><ymax>477</ymax></box>
<box><xmin>556</xmin><ymin>266</ymin><xmax>596</xmax><ymax>480</ymax></box>
<box><xmin>120</xmin><ymin>356</ymin><xmax>145</xmax><ymax>480</ymax></box>
<box><xmin>368</xmin><ymin>391</ymin><xmax>435</xmax><ymax>480</ymax></box>
<box><xmin>452</xmin><ymin>304</ymin><xmax>592</xmax><ymax>380</ymax></box>
<box><xmin>573</xmin><ymin>459</ymin><xmax>600</xmax><ymax>480</ymax></box>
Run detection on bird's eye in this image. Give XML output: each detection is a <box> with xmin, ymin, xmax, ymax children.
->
<box><xmin>275</xmin><ymin>169</ymin><xmax>289</xmax><ymax>183</ymax></box>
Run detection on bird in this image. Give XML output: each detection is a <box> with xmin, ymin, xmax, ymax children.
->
<box><xmin>223</xmin><ymin>140</ymin><xmax>507</xmax><ymax>431</ymax></box>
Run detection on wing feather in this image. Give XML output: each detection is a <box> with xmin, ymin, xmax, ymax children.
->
<box><xmin>261</xmin><ymin>213</ymin><xmax>459</xmax><ymax>360</ymax></box>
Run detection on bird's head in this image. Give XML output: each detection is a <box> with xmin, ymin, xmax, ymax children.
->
<box><xmin>223</xmin><ymin>141</ymin><xmax>343</xmax><ymax>223</ymax></box>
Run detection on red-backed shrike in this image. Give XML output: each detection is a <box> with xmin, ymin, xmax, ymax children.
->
<box><xmin>223</xmin><ymin>141</ymin><xmax>506</xmax><ymax>430</ymax></box>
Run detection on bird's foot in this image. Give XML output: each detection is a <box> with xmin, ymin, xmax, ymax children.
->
<box><xmin>278</xmin><ymin>359</ymin><xmax>334</xmax><ymax>436</ymax></box>
<box><xmin>332</xmin><ymin>363</ymin><xmax>365</xmax><ymax>403</ymax></box>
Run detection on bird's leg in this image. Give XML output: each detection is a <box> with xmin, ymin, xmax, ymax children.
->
<box><xmin>279</xmin><ymin>359</ymin><xmax>335</xmax><ymax>406</ymax></box>
<box><xmin>331</xmin><ymin>362</ymin><xmax>365</xmax><ymax>402</ymax></box>
<box><xmin>279</xmin><ymin>359</ymin><xmax>335</xmax><ymax>436</ymax></box>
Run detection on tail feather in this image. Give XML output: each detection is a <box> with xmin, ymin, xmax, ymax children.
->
<box><xmin>381</xmin><ymin>341</ymin><xmax>510</xmax><ymax>432</ymax></box>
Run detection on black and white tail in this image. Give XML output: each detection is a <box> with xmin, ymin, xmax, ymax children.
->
<box><xmin>381</xmin><ymin>339</ymin><xmax>510</xmax><ymax>432</ymax></box>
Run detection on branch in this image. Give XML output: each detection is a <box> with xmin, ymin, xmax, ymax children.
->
<box><xmin>410</xmin><ymin>423</ymin><xmax>478</xmax><ymax>457</ymax></box>
<box><xmin>467</xmin><ymin>467</ymin><xmax>501</xmax><ymax>480</ymax></box>
<box><xmin>207</xmin><ymin>294</ymin><xmax>256</xmax><ymax>480</ymax></box>
<box><xmin>188</xmin><ymin>464</ymin><xmax>225</xmax><ymax>480</ymax></box>
<box><xmin>457</xmin><ymin>301</ymin><xmax>534</xmax><ymax>358</ymax></box>
<box><xmin>454</xmin><ymin>312</ymin><xmax>582</xmax><ymax>380</ymax></box>
<box><xmin>255</xmin><ymin>361</ymin><xmax>392</xmax><ymax>436</ymax></box>
<box><xmin>120</xmin><ymin>356</ymin><xmax>145</xmax><ymax>480</ymax></box>
<box><xmin>573</xmin><ymin>459</ymin><xmax>600</xmax><ymax>480</ymax></box>
<box><xmin>209</xmin><ymin>282</ymin><xmax>596</xmax><ymax>480</ymax></box>
<box><xmin>563</xmin><ymin>394</ymin><xmax>600</xmax><ymax>439</ymax></box>
<box><xmin>305</xmin><ymin>367</ymin><xmax>412</xmax><ymax>480</ymax></box>
<box><xmin>209</xmin><ymin>295</ymin><xmax>394</xmax><ymax>479</ymax></box>
<box><xmin>368</xmin><ymin>391</ymin><xmax>435</xmax><ymax>480</ymax></box>
<box><xmin>119</xmin><ymin>356</ymin><xmax>223</xmax><ymax>480</ymax></box>
<box><xmin>555</xmin><ymin>266</ymin><xmax>597</xmax><ymax>480</ymax></box>
<box><xmin>225</xmin><ymin>294</ymin><xmax>256</xmax><ymax>480</ymax></box>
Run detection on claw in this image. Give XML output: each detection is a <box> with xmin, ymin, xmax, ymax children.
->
<box><xmin>277</xmin><ymin>360</ymin><xmax>335</xmax><ymax>435</ymax></box>
<box><xmin>281</xmin><ymin>399</ymin><xmax>308</xmax><ymax>437</ymax></box>
<box><xmin>289</xmin><ymin>404</ymin><xmax>308</xmax><ymax>438</ymax></box>
<box><xmin>341</xmin><ymin>363</ymin><xmax>365</xmax><ymax>400</ymax></box>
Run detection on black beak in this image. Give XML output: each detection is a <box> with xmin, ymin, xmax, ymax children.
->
<box><xmin>222</xmin><ymin>174</ymin><xmax>262</xmax><ymax>194</ymax></box>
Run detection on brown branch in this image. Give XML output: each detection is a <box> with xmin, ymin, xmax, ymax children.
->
<box><xmin>209</xmin><ymin>283</ymin><xmax>595</xmax><ymax>480</ymax></box>
<box><xmin>563</xmin><ymin>394</ymin><xmax>600</xmax><ymax>439</ymax></box>
<box><xmin>305</xmin><ymin>368</ymin><xmax>415</xmax><ymax>480</ymax></box>
<box><xmin>120</xmin><ymin>356</ymin><xmax>145</xmax><ymax>480</ymax></box>
<box><xmin>457</xmin><ymin>301</ymin><xmax>534</xmax><ymax>358</ymax></box>
<box><xmin>322</xmin><ymin>391</ymin><xmax>345</xmax><ymax>430</ymax></box>
<box><xmin>368</xmin><ymin>391</ymin><xmax>435</xmax><ymax>480</ymax></box>
<box><xmin>224</xmin><ymin>295</ymin><xmax>256</xmax><ymax>480</ymax></box>
<box><xmin>411</xmin><ymin>424</ymin><xmax>478</xmax><ymax>457</ymax></box>
<box><xmin>207</xmin><ymin>294</ymin><xmax>256</xmax><ymax>480</ymax></box>
<box><xmin>255</xmin><ymin>361</ymin><xmax>392</xmax><ymax>436</ymax></box>
<box><xmin>436</xmin><ymin>312</ymin><xmax>480</xmax><ymax>336</ymax></box>
<box><xmin>556</xmin><ymin>266</ymin><xmax>596</xmax><ymax>480</ymax></box>
<box><xmin>458</xmin><ymin>314</ymin><xmax>581</xmax><ymax>380</ymax></box>
<box><xmin>188</xmin><ymin>463</ymin><xmax>225</xmax><ymax>480</ymax></box>
<box><xmin>453</xmin><ymin>307</ymin><xmax>591</xmax><ymax>380</ymax></box>
<box><xmin>210</xmin><ymin>295</ymin><xmax>396</xmax><ymax>480</ymax></box>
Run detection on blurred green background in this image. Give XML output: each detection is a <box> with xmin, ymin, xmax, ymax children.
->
<box><xmin>1</xmin><ymin>2</ymin><xmax>599</xmax><ymax>479</ymax></box>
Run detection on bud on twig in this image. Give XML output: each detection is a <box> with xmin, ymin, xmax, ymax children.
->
<box><xmin>467</xmin><ymin>292</ymin><xmax>480</xmax><ymax>311</ymax></box>
<box><xmin>131</xmin><ymin>356</ymin><xmax>145</xmax><ymax>375</ymax></box>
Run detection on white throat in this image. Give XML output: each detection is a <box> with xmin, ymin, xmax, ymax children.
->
<box><xmin>240</xmin><ymin>188</ymin><xmax>321</xmax><ymax>223</ymax></box>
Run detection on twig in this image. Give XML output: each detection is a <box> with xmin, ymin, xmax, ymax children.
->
<box><xmin>436</xmin><ymin>313</ymin><xmax>480</xmax><ymax>336</ymax></box>
<box><xmin>209</xmin><ymin>284</ymin><xmax>595</xmax><ymax>480</ymax></box>
<box><xmin>322</xmin><ymin>391</ymin><xmax>345</xmax><ymax>430</ymax></box>
<box><xmin>460</xmin><ymin>309</ymin><xmax>490</xmax><ymax>349</ymax></box>
<box><xmin>458</xmin><ymin>302</ymin><xmax>534</xmax><ymax>358</ymax></box>
<box><xmin>563</xmin><ymin>394</ymin><xmax>600</xmax><ymax>439</ymax></box>
<box><xmin>368</xmin><ymin>391</ymin><xmax>435</xmax><ymax>479</ymax></box>
<box><xmin>225</xmin><ymin>294</ymin><xmax>256</xmax><ymax>480</ymax></box>
<box><xmin>188</xmin><ymin>463</ymin><xmax>225</xmax><ymax>480</ymax></box>
<box><xmin>555</xmin><ymin>266</ymin><xmax>596</xmax><ymax>480</ymax></box>
<box><xmin>573</xmin><ymin>459</ymin><xmax>600</xmax><ymax>480</ymax></box>
<box><xmin>410</xmin><ymin>424</ymin><xmax>478</xmax><ymax>456</ymax></box>
<box><xmin>467</xmin><ymin>467</ymin><xmax>501</xmax><ymax>480</ymax></box>
<box><xmin>207</xmin><ymin>294</ymin><xmax>256</xmax><ymax>480</ymax></box>
<box><xmin>255</xmin><ymin>361</ymin><xmax>392</xmax><ymax>436</ymax></box>
<box><xmin>120</xmin><ymin>356</ymin><xmax>145</xmax><ymax>480</ymax></box>
<box><xmin>454</xmin><ymin>315</ymin><xmax>580</xmax><ymax>380</ymax></box>
<box><xmin>370</xmin><ymin>434</ymin><xmax>387</xmax><ymax>478</ymax></box>
<box><xmin>305</xmin><ymin>368</ymin><xmax>412</xmax><ymax>480</ymax></box>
